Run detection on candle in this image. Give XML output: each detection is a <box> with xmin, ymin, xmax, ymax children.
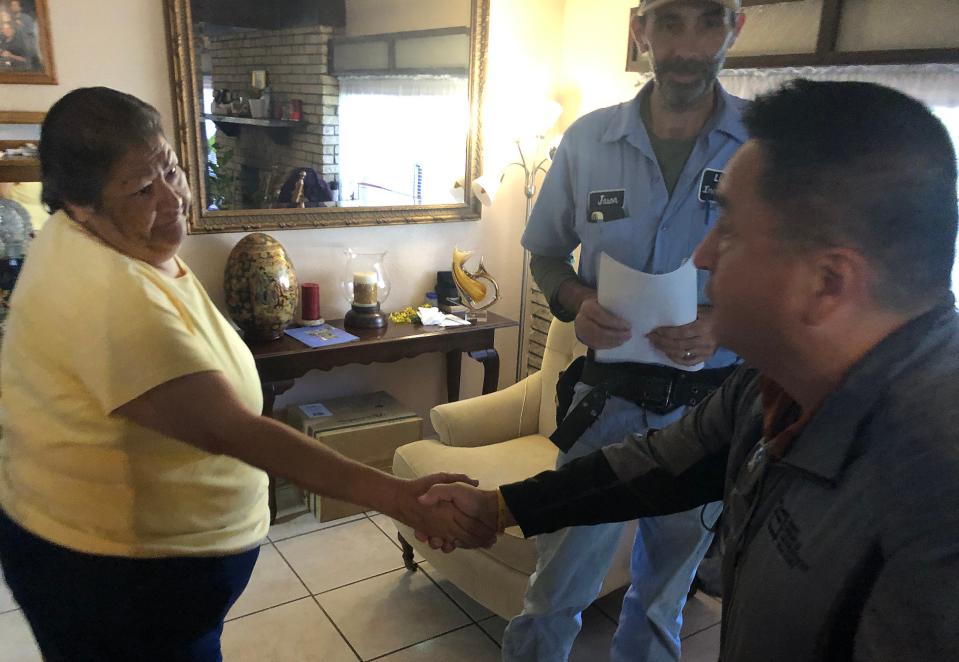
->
<box><xmin>353</xmin><ymin>271</ymin><xmax>378</xmax><ymax>307</ymax></box>
<box><xmin>301</xmin><ymin>282</ymin><xmax>320</xmax><ymax>320</ymax></box>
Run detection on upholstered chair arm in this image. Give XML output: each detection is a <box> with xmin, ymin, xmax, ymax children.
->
<box><xmin>430</xmin><ymin>371</ymin><xmax>543</xmax><ymax>447</ymax></box>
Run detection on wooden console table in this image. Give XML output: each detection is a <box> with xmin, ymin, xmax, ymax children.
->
<box><xmin>0</xmin><ymin>156</ymin><xmax>40</xmax><ymax>182</ymax></box>
<box><xmin>246</xmin><ymin>312</ymin><xmax>517</xmax><ymax>519</ymax></box>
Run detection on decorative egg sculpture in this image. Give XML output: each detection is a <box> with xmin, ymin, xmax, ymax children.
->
<box><xmin>224</xmin><ymin>233</ymin><xmax>298</xmax><ymax>341</ymax></box>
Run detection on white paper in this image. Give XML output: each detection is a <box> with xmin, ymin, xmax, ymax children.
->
<box><xmin>418</xmin><ymin>307</ymin><xmax>471</xmax><ymax>327</ymax></box>
<box><xmin>595</xmin><ymin>254</ymin><xmax>703</xmax><ymax>371</ymax></box>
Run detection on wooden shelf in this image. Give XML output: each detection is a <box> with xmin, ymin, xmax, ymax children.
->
<box><xmin>202</xmin><ymin>114</ymin><xmax>306</xmax><ymax>128</ymax></box>
<box><xmin>0</xmin><ymin>156</ymin><xmax>40</xmax><ymax>183</ymax></box>
<box><xmin>203</xmin><ymin>114</ymin><xmax>306</xmax><ymax>145</ymax></box>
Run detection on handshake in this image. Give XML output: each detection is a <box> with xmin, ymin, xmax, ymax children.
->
<box><xmin>392</xmin><ymin>473</ymin><xmax>515</xmax><ymax>552</ymax></box>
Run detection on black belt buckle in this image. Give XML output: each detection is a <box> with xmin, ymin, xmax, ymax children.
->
<box><xmin>642</xmin><ymin>377</ymin><xmax>673</xmax><ymax>413</ymax></box>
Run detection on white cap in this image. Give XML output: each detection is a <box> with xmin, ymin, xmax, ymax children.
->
<box><xmin>637</xmin><ymin>0</ymin><xmax>741</xmax><ymax>16</ymax></box>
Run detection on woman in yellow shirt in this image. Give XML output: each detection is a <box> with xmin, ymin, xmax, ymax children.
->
<box><xmin>0</xmin><ymin>87</ymin><xmax>492</xmax><ymax>661</ymax></box>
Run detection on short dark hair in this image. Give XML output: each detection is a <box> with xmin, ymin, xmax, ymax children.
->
<box><xmin>40</xmin><ymin>87</ymin><xmax>164</xmax><ymax>214</ymax></box>
<box><xmin>744</xmin><ymin>79</ymin><xmax>958</xmax><ymax>311</ymax></box>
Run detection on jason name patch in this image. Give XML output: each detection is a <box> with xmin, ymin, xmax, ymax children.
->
<box><xmin>587</xmin><ymin>189</ymin><xmax>627</xmax><ymax>223</ymax></box>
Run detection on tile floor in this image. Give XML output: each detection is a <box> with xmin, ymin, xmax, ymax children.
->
<box><xmin>0</xmin><ymin>506</ymin><xmax>722</xmax><ymax>661</ymax></box>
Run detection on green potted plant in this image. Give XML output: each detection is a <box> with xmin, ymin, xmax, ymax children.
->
<box><xmin>206</xmin><ymin>139</ymin><xmax>236</xmax><ymax>210</ymax></box>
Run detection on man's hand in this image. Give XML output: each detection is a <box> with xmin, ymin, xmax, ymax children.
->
<box><xmin>391</xmin><ymin>474</ymin><xmax>497</xmax><ymax>551</ymax></box>
<box><xmin>647</xmin><ymin>305</ymin><xmax>718</xmax><ymax>367</ymax></box>
<box><xmin>575</xmin><ymin>297</ymin><xmax>632</xmax><ymax>349</ymax></box>
<box><xmin>414</xmin><ymin>483</ymin><xmax>503</xmax><ymax>552</ymax></box>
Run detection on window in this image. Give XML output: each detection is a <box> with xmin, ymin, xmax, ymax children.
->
<box><xmin>337</xmin><ymin>76</ymin><xmax>469</xmax><ymax>205</ymax></box>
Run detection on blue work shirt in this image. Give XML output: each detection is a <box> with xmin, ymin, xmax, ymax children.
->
<box><xmin>522</xmin><ymin>80</ymin><xmax>748</xmax><ymax>369</ymax></box>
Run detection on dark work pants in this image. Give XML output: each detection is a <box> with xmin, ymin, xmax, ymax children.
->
<box><xmin>0</xmin><ymin>508</ymin><xmax>258</xmax><ymax>662</ymax></box>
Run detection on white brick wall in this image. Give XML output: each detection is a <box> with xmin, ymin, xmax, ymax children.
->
<box><xmin>207</xmin><ymin>25</ymin><xmax>340</xmax><ymax>205</ymax></box>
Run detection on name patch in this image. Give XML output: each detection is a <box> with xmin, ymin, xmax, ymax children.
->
<box><xmin>699</xmin><ymin>169</ymin><xmax>723</xmax><ymax>203</ymax></box>
<box><xmin>587</xmin><ymin>189</ymin><xmax>627</xmax><ymax>223</ymax></box>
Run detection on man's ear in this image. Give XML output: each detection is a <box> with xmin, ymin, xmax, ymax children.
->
<box><xmin>801</xmin><ymin>247</ymin><xmax>869</xmax><ymax>327</ymax></box>
<box><xmin>630</xmin><ymin>14</ymin><xmax>650</xmax><ymax>54</ymax></box>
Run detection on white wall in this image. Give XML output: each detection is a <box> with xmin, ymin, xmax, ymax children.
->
<box><xmin>0</xmin><ymin>0</ymin><xmax>568</xmax><ymax>424</ymax></box>
<box><xmin>555</xmin><ymin>0</ymin><xmax>644</xmax><ymax>125</ymax></box>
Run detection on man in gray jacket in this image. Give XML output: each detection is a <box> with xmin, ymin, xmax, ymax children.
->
<box><xmin>420</xmin><ymin>79</ymin><xmax>959</xmax><ymax>660</ymax></box>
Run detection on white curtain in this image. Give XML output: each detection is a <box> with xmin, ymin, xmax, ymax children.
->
<box><xmin>338</xmin><ymin>76</ymin><xmax>469</xmax><ymax>205</ymax></box>
<box><xmin>718</xmin><ymin>63</ymin><xmax>959</xmax><ymax>105</ymax></box>
<box><xmin>338</xmin><ymin>76</ymin><xmax>467</xmax><ymax>99</ymax></box>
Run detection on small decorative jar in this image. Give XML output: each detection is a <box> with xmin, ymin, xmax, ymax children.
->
<box><xmin>224</xmin><ymin>233</ymin><xmax>298</xmax><ymax>341</ymax></box>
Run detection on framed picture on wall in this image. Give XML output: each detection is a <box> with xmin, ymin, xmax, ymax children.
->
<box><xmin>0</xmin><ymin>0</ymin><xmax>57</xmax><ymax>84</ymax></box>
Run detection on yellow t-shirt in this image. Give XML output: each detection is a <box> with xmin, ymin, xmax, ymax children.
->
<box><xmin>0</xmin><ymin>211</ymin><xmax>268</xmax><ymax>557</ymax></box>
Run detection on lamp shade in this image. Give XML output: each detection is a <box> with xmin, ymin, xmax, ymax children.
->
<box><xmin>471</xmin><ymin>174</ymin><xmax>501</xmax><ymax>207</ymax></box>
<box><xmin>511</xmin><ymin>99</ymin><xmax>563</xmax><ymax>141</ymax></box>
<box><xmin>471</xmin><ymin>174</ymin><xmax>502</xmax><ymax>207</ymax></box>
<box><xmin>538</xmin><ymin>100</ymin><xmax>563</xmax><ymax>136</ymax></box>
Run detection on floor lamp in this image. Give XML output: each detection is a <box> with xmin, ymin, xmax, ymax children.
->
<box><xmin>472</xmin><ymin>104</ymin><xmax>561</xmax><ymax>381</ymax></box>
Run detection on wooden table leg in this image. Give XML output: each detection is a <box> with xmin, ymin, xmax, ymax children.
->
<box><xmin>261</xmin><ymin>379</ymin><xmax>295</xmax><ymax>523</ymax></box>
<box><xmin>445</xmin><ymin>350</ymin><xmax>462</xmax><ymax>402</ymax></box>
<box><xmin>468</xmin><ymin>348</ymin><xmax>500</xmax><ymax>394</ymax></box>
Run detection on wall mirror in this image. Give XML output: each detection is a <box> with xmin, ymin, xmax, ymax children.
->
<box><xmin>164</xmin><ymin>0</ymin><xmax>488</xmax><ymax>233</ymax></box>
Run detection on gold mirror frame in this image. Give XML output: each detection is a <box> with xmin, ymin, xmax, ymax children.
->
<box><xmin>163</xmin><ymin>0</ymin><xmax>488</xmax><ymax>234</ymax></box>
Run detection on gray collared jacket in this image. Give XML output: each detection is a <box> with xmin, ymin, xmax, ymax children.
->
<box><xmin>501</xmin><ymin>298</ymin><xmax>959</xmax><ymax>660</ymax></box>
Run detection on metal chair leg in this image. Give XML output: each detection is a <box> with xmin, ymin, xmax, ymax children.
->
<box><xmin>398</xmin><ymin>532</ymin><xmax>418</xmax><ymax>571</ymax></box>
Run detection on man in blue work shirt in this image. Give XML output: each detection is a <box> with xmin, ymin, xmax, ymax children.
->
<box><xmin>508</xmin><ymin>0</ymin><xmax>747</xmax><ymax>659</ymax></box>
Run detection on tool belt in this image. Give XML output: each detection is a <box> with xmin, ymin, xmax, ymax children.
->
<box><xmin>549</xmin><ymin>353</ymin><xmax>737</xmax><ymax>453</ymax></box>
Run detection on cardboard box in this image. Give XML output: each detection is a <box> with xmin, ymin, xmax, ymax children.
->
<box><xmin>288</xmin><ymin>392</ymin><xmax>423</xmax><ymax>522</ymax></box>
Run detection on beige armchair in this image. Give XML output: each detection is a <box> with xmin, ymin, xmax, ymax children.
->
<box><xmin>391</xmin><ymin>318</ymin><xmax>636</xmax><ymax>620</ymax></box>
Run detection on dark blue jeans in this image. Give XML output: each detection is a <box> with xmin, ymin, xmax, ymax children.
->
<box><xmin>0</xmin><ymin>508</ymin><xmax>259</xmax><ymax>662</ymax></box>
